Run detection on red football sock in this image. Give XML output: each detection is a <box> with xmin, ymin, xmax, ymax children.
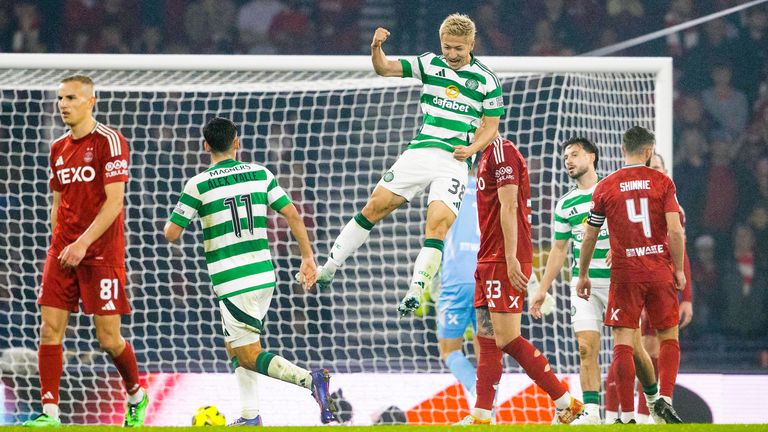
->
<box><xmin>658</xmin><ymin>340</ymin><xmax>680</xmax><ymax>398</ymax></box>
<box><xmin>502</xmin><ymin>336</ymin><xmax>566</xmax><ymax>401</ymax></box>
<box><xmin>604</xmin><ymin>361</ymin><xmax>619</xmax><ymax>412</ymax></box>
<box><xmin>475</xmin><ymin>336</ymin><xmax>503</xmax><ymax>410</ymax></box>
<box><xmin>613</xmin><ymin>344</ymin><xmax>635</xmax><ymax>414</ymax></box>
<box><xmin>637</xmin><ymin>381</ymin><xmax>649</xmax><ymax>415</ymax></box>
<box><xmin>637</xmin><ymin>356</ymin><xmax>659</xmax><ymax>415</ymax></box>
<box><xmin>111</xmin><ymin>341</ymin><xmax>142</xmax><ymax>395</ymax></box>
<box><xmin>39</xmin><ymin>344</ymin><xmax>63</xmax><ymax>405</ymax></box>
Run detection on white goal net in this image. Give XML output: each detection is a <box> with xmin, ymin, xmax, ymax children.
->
<box><xmin>0</xmin><ymin>54</ymin><xmax>671</xmax><ymax>425</ymax></box>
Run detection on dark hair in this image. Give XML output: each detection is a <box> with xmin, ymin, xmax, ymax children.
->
<box><xmin>622</xmin><ymin>126</ymin><xmax>655</xmax><ymax>154</ymax></box>
<box><xmin>563</xmin><ymin>136</ymin><xmax>599</xmax><ymax>169</ymax></box>
<box><xmin>203</xmin><ymin>117</ymin><xmax>238</xmax><ymax>153</ymax></box>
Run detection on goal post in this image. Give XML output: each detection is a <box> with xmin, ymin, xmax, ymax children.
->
<box><xmin>0</xmin><ymin>54</ymin><xmax>672</xmax><ymax>425</ymax></box>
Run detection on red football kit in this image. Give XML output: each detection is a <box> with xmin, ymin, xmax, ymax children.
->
<box><xmin>39</xmin><ymin>123</ymin><xmax>131</xmax><ymax>314</ymax></box>
<box><xmin>474</xmin><ymin>137</ymin><xmax>532</xmax><ymax>313</ymax></box>
<box><xmin>641</xmin><ymin>209</ymin><xmax>693</xmax><ymax>335</ymax></box>
<box><xmin>588</xmin><ymin>164</ymin><xmax>681</xmax><ymax>329</ymax></box>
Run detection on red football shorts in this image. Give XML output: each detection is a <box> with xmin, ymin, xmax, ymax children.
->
<box><xmin>474</xmin><ymin>261</ymin><xmax>532</xmax><ymax>313</ymax></box>
<box><xmin>640</xmin><ymin>309</ymin><xmax>656</xmax><ymax>336</ymax></box>
<box><xmin>605</xmin><ymin>280</ymin><xmax>678</xmax><ymax>330</ymax></box>
<box><xmin>39</xmin><ymin>256</ymin><xmax>130</xmax><ymax>315</ymax></box>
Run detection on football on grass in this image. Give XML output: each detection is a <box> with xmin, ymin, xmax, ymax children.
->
<box><xmin>192</xmin><ymin>405</ymin><xmax>226</xmax><ymax>426</ymax></box>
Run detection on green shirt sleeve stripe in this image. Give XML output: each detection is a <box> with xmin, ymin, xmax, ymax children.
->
<box><xmin>169</xmin><ymin>212</ymin><xmax>191</xmax><ymax>228</ymax></box>
<box><xmin>270</xmin><ymin>195</ymin><xmax>291</xmax><ymax>212</ymax></box>
<box><xmin>400</xmin><ymin>59</ymin><xmax>413</xmax><ymax>78</ymax></box>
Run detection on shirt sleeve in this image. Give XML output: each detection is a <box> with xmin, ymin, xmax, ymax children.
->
<box><xmin>266</xmin><ymin>169</ymin><xmax>292</xmax><ymax>212</ymax></box>
<box><xmin>102</xmin><ymin>131</ymin><xmax>130</xmax><ymax>185</ymax></box>
<box><xmin>482</xmin><ymin>74</ymin><xmax>505</xmax><ymax>117</ymax></box>
<box><xmin>587</xmin><ymin>183</ymin><xmax>606</xmax><ymax>227</ymax></box>
<box><xmin>663</xmin><ymin>177</ymin><xmax>681</xmax><ymax>214</ymax></box>
<box><xmin>49</xmin><ymin>146</ymin><xmax>62</xmax><ymax>192</ymax></box>
<box><xmin>494</xmin><ymin>143</ymin><xmax>521</xmax><ymax>188</ymax></box>
<box><xmin>399</xmin><ymin>52</ymin><xmax>430</xmax><ymax>82</ymax></box>
<box><xmin>553</xmin><ymin>202</ymin><xmax>572</xmax><ymax>241</ymax></box>
<box><xmin>169</xmin><ymin>178</ymin><xmax>202</xmax><ymax>228</ymax></box>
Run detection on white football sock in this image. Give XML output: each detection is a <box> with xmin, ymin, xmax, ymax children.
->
<box><xmin>553</xmin><ymin>392</ymin><xmax>572</xmax><ymax>410</ymax></box>
<box><xmin>471</xmin><ymin>407</ymin><xmax>492</xmax><ymax>421</ymax></box>
<box><xmin>325</xmin><ymin>213</ymin><xmax>373</xmax><ymax>271</ymax></box>
<box><xmin>266</xmin><ymin>355</ymin><xmax>313</xmax><ymax>390</ymax></box>
<box><xmin>42</xmin><ymin>403</ymin><xmax>59</xmax><ymax>420</ymax></box>
<box><xmin>620</xmin><ymin>411</ymin><xmax>635</xmax><ymax>423</ymax></box>
<box><xmin>408</xmin><ymin>241</ymin><xmax>443</xmax><ymax>292</ymax></box>
<box><xmin>127</xmin><ymin>387</ymin><xmax>145</xmax><ymax>405</ymax></box>
<box><xmin>604</xmin><ymin>410</ymin><xmax>619</xmax><ymax>423</ymax></box>
<box><xmin>235</xmin><ymin>367</ymin><xmax>260</xmax><ymax>418</ymax></box>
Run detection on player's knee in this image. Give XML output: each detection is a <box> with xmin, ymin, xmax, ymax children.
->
<box><xmin>656</xmin><ymin>326</ymin><xmax>678</xmax><ymax>341</ymax></box>
<box><xmin>40</xmin><ymin>319</ymin><xmax>66</xmax><ymax>344</ymax></box>
<box><xmin>577</xmin><ymin>342</ymin><xmax>594</xmax><ymax>362</ymax></box>
<box><xmin>233</xmin><ymin>344</ymin><xmax>263</xmax><ymax>371</ymax></box>
<box><xmin>96</xmin><ymin>333</ymin><xmax>124</xmax><ymax>356</ymax></box>
<box><xmin>361</xmin><ymin>199</ymin><xmax>389</xmax><ymax>222</ymax></box>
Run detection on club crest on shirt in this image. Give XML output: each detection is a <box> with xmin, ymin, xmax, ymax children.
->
<box><xmin>383</xmin><ymin>171</ymin><xmax>394</xmax><ymax>182</ymax></box>
<box><xmin>84</xmin><ymin>151</ymin><xmax>94</xmax><ymax>163</ymax></box>
<box><xmin>465</xmin><ymin>79</ymin><xmax>479</xmax><ymax>90</ymax></box>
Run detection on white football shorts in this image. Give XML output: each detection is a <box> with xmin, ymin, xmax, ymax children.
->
<box><xmin>219</xmin><ymin>287</ymin><xmax>274</xmax><ymax>348</ymax></box>
<box><xmin>569</xmin><ymin>281</ymin><xmax>609</xmax><ymax>333</ymax></box>
<box><xmin>376</xmin><ymin>147</ymin><xmax>469</xmax><ymax>216</ymax></box>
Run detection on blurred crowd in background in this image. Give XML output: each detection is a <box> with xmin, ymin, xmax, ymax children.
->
<box><xmin>1</xmin><ymin>0</ymin><xmax>767</xmax><ymax>367</ymax></box>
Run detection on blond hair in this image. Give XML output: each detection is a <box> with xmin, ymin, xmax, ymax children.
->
<box><xmin>61</xmin><ymin>74</ymin><xmax>94</xmax><ymax>86</ymax></box>
<box><xmin>60</xmin><ymin>74</ymin><xmax>95</xmax><ymax>96</ymax></box>
<box><xmin>439</xmin><ymin>13</ymin><xmax>476</xmax><ymax>40</ymax></box>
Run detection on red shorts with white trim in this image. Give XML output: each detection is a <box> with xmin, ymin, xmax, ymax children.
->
<box><xmin>39</xmin><ymin>256</ymin><xmax>130</xmax><ymax>315</ymax></box>
<box><xmin>474</xmin><ymin>261</ymin><xmax>532</xmax><ymax>313</ymax></box>
<box><xmin>605</xmin><ymin>280</ymin><xmax>678</xmax><ymax>330</ymax></box>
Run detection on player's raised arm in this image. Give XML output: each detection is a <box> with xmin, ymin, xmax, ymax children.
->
<box><xmin>59</xmin><ymin>181</ymin><xmax>124</xmax><ymax>268</ymax></box>
<box><xmin>497</xmin><ymin>183</ymin><xmax>528</xmax><ymax>291</ymax></box>
<box><xmin>279</xmin><ymin>203</ymin><xmax>318</xmax><ymax>291</ymax></box>
<box><xmin>371</xmin><ymin>27</ymin><xmax>403</xmax><ymax>77</ymax></box>
<box><xmin>665</xmin><ymin>212</ymin><xmax>686</xmax><ymax>291</ymax></box>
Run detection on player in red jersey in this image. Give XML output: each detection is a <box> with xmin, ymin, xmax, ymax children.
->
<box><xmin>459</xmin><ymin>136</ymin><xmax>584</xmax><ymax>425</ymax></box>
<box><xmin>635</xmin><ymin>153</ymin><xmax>694</xmax><ymax>422</ymax></box>
<box><xmin>577</xmin><ymin>126</ymin><xmax>683</xmax><ymax>424</ymax></box>
<box><xmin>604</xmin><ymin>152</ymin><xmax>695</xmax><ymax>423</ymax></box>
<box><xmin>23</xmin><ymin>75</ymin><xmax>148</xmax><ymax>427</ymax></box>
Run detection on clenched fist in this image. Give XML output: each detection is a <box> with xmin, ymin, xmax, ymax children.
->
<box><xmin>371</xmin><ymin>27</ymin><xmax>390</xmax><ymax>48</ymax></box>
